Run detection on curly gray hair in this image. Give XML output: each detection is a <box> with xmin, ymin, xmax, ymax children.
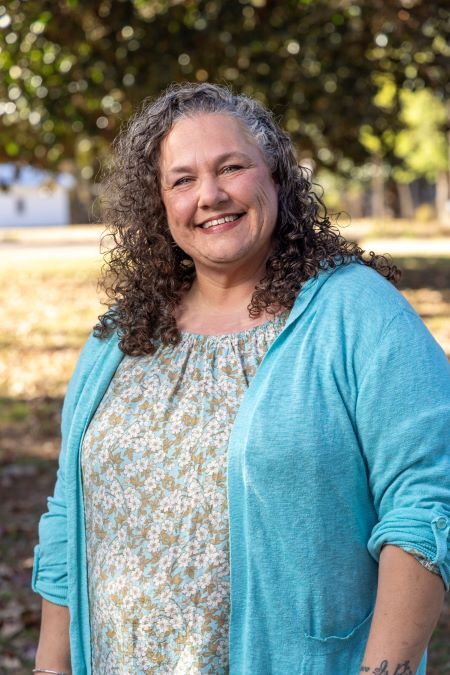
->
<box><xmin>96</xmin><ymin>82</ymin><xmax>399</xmax><ymax>355</ymax></box>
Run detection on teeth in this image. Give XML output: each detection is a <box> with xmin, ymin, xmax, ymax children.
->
<box><xmin>201</xmin><ymin>214</ymin><xmax>241</xmax><ymax>229</ymax></box>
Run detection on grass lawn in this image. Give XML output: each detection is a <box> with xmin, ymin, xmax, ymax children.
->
<box><xmin>0</xmin><ymin>251</ymin><xmax>449</xmax><ymax>672</ymax></box>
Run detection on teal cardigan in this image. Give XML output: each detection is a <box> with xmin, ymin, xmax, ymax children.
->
<box><xmin>33</xmin><ymin>262</ymin><xmax>450</xmax><ymax>674</ymax></box>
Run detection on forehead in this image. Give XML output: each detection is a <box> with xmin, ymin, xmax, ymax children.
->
<box><xmin>159</xmin><ymin>113</ymin><xmax>264</xmax><ymax>171</ymax></box>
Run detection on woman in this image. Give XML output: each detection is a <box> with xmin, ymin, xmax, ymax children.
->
<box><xmin>33</xmin><ymin>83</ymin><xmax>449</xmax><ymax>675</ymax></box>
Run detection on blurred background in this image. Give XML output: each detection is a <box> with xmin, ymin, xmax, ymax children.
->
<box><xmin>0</xmin><ymin>0</ymin><xmax>449</xmax><ymax>671</ymax></box>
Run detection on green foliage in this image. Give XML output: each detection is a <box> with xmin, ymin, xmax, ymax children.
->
<box><xmin>0</xmin><ymin>0</ymin><xmax>448</xmax><ymax>174</ymax></box>
<box><xmin>393</xmin><ymin>90</ymin><xmax>448</xmax><ymax>182</ymax></box>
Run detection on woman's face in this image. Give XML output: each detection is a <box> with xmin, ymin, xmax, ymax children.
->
<box><xmin>159</xmin><ymin>113</ymin><xmax>279</xmax><ymax>277</ymax></box>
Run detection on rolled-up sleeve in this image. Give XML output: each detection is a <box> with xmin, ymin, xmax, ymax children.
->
<box><xmin>355</xmin><ymin>310</ymin><xmax>450</xmax><ymax>589</ymax></box>
<box><xmin>31</xmin><ymin>497</ymin><xmax>68</xmax><ymax>605</ymax></box>
<box><xmin>32</xmin><ymin>470</ymin><xmax>69</xmax><ymax>605</ymax></box>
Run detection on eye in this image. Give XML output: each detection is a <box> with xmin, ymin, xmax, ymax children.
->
<box><xmin>173</xmin><ymin>176</ymin><xmax>193</xmax><ymax>187</ymax></box>
<box><xmin>221</xmin><ymin>164</ymin><xmax>243</xmax><ymax>174</ymax></box>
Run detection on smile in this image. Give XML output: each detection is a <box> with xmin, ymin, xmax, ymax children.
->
<box><xmin>198</xmin><ymin>213</ymin><xmax>244</xmax><ymax>229</ymax></box>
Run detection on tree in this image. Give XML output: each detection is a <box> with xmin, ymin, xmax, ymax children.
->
<box><xmin>0</xmin><ymin>0</ymin><xmax>448</xmax><ymax>179</ymax></box>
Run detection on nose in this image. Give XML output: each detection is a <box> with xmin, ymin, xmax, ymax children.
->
<box><xmin>197</xmin><ymin>175</ymin><xmax>228</xmax><ymax>209</ymax></box>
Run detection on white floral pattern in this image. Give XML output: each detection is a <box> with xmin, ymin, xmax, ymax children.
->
<box><xmin>81</xmin><ymin>314</ymin><xmax>288</xmax><ymax>674</ymax></box>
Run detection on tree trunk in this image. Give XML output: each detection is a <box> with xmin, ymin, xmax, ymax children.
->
<box><xmin>397</xmin><ymin>182</ymin><xmax>414</xmax><ymax>219</ymax></box>
<box><xmin>435</xmin><ymin>171</ymin><xmax>449</xmax><ymax>224</ymax></box>
<box><xmin>371</xmin><ymin>156</ymin><xmax>385</xmax><ymax>218</ymax></box>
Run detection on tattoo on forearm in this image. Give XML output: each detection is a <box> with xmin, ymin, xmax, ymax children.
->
<box><xmin>359</xmin><ymin>661</ymin><xmax>413</xmax><ymax>675</ymax></box>
<box><xmin>393</xmin><ymin>663</ymin><xmax>413</xmax><ymax>675</ymax></box>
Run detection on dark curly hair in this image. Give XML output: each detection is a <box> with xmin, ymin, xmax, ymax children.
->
<box><xmin>95</xmin><ymin>82</ymin><xmax>400</xmax><ymax>355</ymax></box>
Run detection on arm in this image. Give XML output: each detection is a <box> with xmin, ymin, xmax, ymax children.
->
<box><xmin>353</xmin><ymin>309</ymin><xmax>450</xmax><ymax>672</ymax></box>
<box><xmin>360</xmin><ymin>545</ymin><xmax>444</xmax><ymax>674</ymax></box>
<box><xmin>32</xmin><ymin>333</ymin><xmax>121</xmax><ymax>671</ymax></box>
<box><xmin>32</xmin><ymin>334</ymin><xmax>101</xmax><ymax>668</ymax></box>
<box><xmin>355</xmin><ymin>310</ymin><xmax>450</xmax><ymax>587</ymax></box>
<box><xmin>35</xmin><ymin>599</ymin><xmax>72</xmax><ymax>674</ymax></box>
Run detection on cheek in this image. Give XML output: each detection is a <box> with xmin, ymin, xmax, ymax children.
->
<box><xmin>167</xmin><ymin>223</ymin><xmax>193</xmax><ymax>257</ymax></box>
<box><xmin>254</xmin><ymin>181</ymin><xmax>278</xmax><ymax>221</ymax></box>
<box><xmin>164</xmin><ymin>194</ymin><xmax>193</xmax><ymax>229</ymax></box>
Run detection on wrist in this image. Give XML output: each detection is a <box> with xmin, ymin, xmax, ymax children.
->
<box><xmin>359</xmin><ymin>658</ymin><xmax>417</xmax><ymax>674</ymax></box>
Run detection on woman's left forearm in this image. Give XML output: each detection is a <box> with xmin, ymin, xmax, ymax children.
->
<box><xmin>360</xmin><ymin>544</ymin><xmax>445</xmax><ymax>674</ymax></box>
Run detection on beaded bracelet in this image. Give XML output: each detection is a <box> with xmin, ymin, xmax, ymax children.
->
<box><xmin>32</xmin><ymin>669</ymin><xmax>68</xmax><ymax>675</ymax></box>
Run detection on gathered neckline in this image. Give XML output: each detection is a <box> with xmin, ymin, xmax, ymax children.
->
<box><xmin>178</xmin><ymin>310</ymin><xmax>290</xmax><ymax>342</ymax></box>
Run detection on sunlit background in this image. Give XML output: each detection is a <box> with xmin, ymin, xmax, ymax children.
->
<box><xmin>0</xmin><ymin>0</ymin><xmax>449</xmax><ymax>221</ymax></box>
<box><xmin>0</xmin><ymin>1</ymin><xmax>449</xmax><ymax>672</ymax></box>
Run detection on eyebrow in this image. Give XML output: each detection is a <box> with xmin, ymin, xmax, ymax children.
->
<box><xmin>165</xmin><ymin>151</ymin><xmax>252</xmax><ymax>176</ymax></box>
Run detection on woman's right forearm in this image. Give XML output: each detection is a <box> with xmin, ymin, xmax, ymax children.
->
<box><xmin>35</xmin><ymin>598</ymin><xmax>72</xmax><ymax>674</ymax></box>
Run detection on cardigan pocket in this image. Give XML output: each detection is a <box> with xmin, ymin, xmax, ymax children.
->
<box><xmin>300</xmin><ymin>609</ymin><xmax>373</xmax><ymax>674</ymax></box>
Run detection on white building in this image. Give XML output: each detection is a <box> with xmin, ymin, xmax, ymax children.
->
<box><xmin>0</xmin><ymin>164</ymin><xmax>73</xmax><ymax>228</ymax></box>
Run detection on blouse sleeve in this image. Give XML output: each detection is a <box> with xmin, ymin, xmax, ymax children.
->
<box><xmin>355</xmin><ymin>310</ymin><xmax>450</xmax><ymax>589</ymax></box>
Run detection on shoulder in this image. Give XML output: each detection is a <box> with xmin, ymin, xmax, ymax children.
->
<box><xmin>317</xmin><ymin>262</ymin><xmax>448</xmax><ymax>369</ymax></box>
<box><xmin>61</xmin><ymin>330</ymin><xmax>122</xmax><ymax>429</ymax></box>
<box><xmin>74</xmin><ymin>329</ymin><xmax>120</xmax><ymax>380</ymax></box>
<box><xmin>320</xmin><ymin>261</ymin><xmax>411</xmax><ymax>317</ymax></box>
<box><xmin>309</xmin><ymin>261</ymin><xmax>418</xmax><ymax>336</ymax></box>
<box><xmin>293</xmin><ymin>261</ymin><xmax>435</xmax><ymax>366</ymax></box>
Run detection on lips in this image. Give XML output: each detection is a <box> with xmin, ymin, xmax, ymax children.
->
<box><xmin>197</xmin><ymin>213</ymin><xmax>244</xmax><ymax>229</ymax></box>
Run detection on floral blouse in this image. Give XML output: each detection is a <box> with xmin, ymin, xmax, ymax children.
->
<box><xmin>81</xmin><ymin>314</ymin><xmax>288</xmax><ymax>674</ymax></box>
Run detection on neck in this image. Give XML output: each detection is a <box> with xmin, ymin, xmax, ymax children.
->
<box><xmin>194</xmin><ymin>252</ymin><xmax>269</xmax><ymax>306</ymax></box>
<box><xmin>176</xmin><ymin>259</ymin><xmax>271</xmax><ymax>334</ymax></box>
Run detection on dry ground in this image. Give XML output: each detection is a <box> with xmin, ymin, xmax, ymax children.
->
<box><xmin>0</xmin><ymin>230</ymin><xmax>449</xmax><ymax>672</ymax></box>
